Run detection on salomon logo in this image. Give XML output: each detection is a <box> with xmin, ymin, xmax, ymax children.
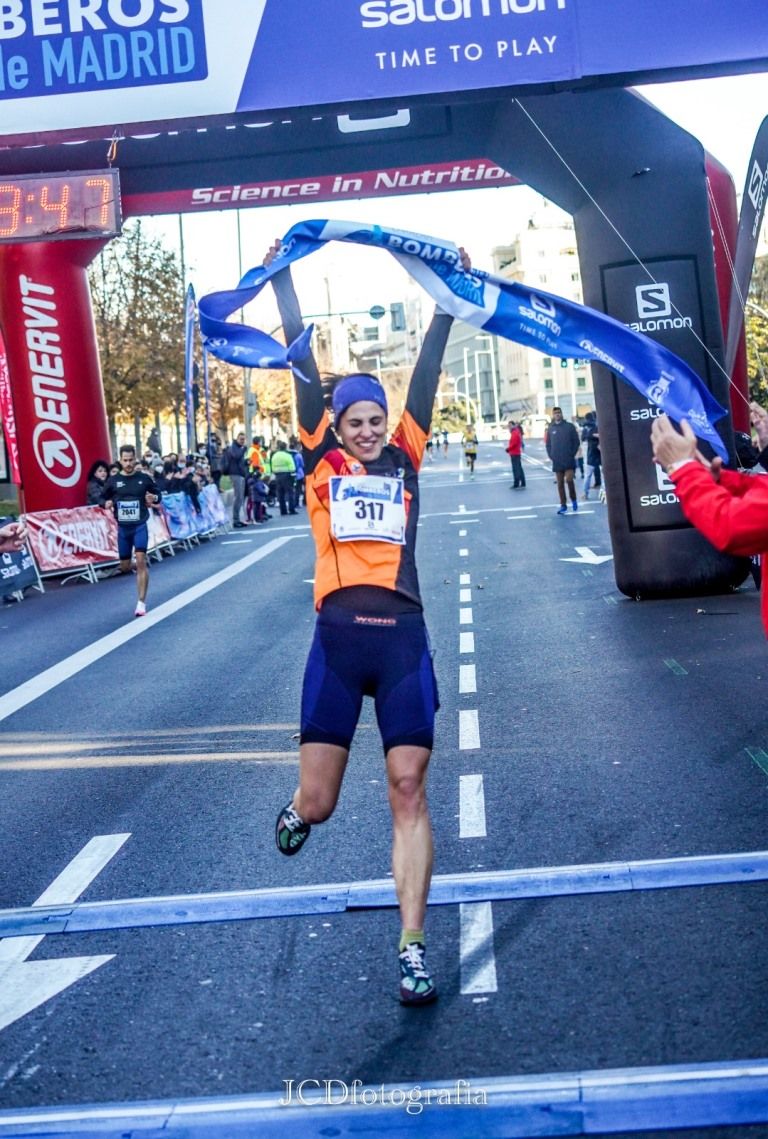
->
<box><xmin>636</xmin><ymin>283</ymin><xmax>671</xmax><ymax>319</ymax></box>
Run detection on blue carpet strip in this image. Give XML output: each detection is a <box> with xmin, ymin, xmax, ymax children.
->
<box><xmin>1</xmin><ymin>1060</ymin><xmax>768</xmax><ymax>1136</ymax></box>
<box><xmin>0</xmin><ymin>850</ymin><xmax>765</xmax><ymax>939</ymax></box>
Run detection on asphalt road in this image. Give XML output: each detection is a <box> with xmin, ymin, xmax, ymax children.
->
<box><xmin>0</xmin><ymin>439</ymin><xmax>767</xmax><ymax>1138</ymax></box>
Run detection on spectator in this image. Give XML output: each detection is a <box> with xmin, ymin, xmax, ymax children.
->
<box><xmin>651</xmin><ymin>412</ymin><xmax>768</xmax><ymax>634</ymax></box>
<box><xmin>86</xmin><ymin>459</ymin><xmax>110</xmax><ymax>505</ymax></box>
<box><xmin>581</xmin><ymin>411</ymin><xmax>602</xmax><ymax>500</ymax></box>
<box><xmin>506</xmin><ymin>421</ymin><xmax>526</xmax><ymax>489</ymax></box>
<box><xmin>247</xmin><ymin>471</ymin><xmax>272</xmax><ymax>524</ymax></box>
<box><xmin>546</xmin><ymin>406</ymin><xmax>580</xmax><ymax>514</ymax></box>
<box><xmin>206</xmin><ymin>434</ymin><xmax>224</xmax><ymax>488</ymax></box>
<box><xmin>271</xmin><ymin>440</ymin><xmax>298</xmax><ymax>515</ymax></box>
<box><xmin>288</xmin><ymin>436</ymin><xmax>305</xmax><ymax>506</ymax></box>
<box><xmin>0</xmin><ymin>521</ymin><xmax>26</xmax><ymax>553</ymax></box>
<box><xmin>222</xmin><ymin>431</ymin><xmax>249</xmax><ymax>527</ymax></box>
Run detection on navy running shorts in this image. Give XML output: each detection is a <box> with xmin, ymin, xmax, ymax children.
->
<box><xmin>117</xmin><ymin>522</ymin><xmax>148</xmax><ymax>560</ymax></box>
<box><xmin>300</xmin><ymin>606</ymin><xmax>439</xmax><ymax>753</ymax></box>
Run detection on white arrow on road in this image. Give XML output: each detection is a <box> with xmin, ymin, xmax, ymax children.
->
<box><xmin>560</xmin><ymin>546</ymin><xmax>614</xmax><ymax>565</ymax></box>
<box><xmin>0</xmin><ymin>834</ymin><xmax>129</xmax><ymax>1032</ymax></box>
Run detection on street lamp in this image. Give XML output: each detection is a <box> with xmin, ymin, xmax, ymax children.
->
<box><xmin>449</xmin><ymin>374</ymin><xmax>476</xmax><ymax>423</ymax></box>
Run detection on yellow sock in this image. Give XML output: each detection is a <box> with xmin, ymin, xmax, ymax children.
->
<box><xmin>400</xmin><ymin>929</ymin><xmax>425</xmax><ymax>951</ymax></box>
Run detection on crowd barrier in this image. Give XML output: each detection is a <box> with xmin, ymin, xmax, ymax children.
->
<box><xmin>8</xmin><ymin>485</ymin><xmax>229</xmax><ymax>597</ymax></box>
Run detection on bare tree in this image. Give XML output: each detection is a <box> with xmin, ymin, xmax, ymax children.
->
<box><xmin>89</xmin><ymin>220</ymin><xmax>185</xmax><ymax>450</ymax></box>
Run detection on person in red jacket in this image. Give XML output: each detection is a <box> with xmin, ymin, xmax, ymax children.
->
<box><xmin>506</xmin><ymin>420</ymin><xmax>526</xmax><ymax>489</ymax></box>
<box><xmin>651</xmin><ymin>411</ymin><xmax>768</xmax><ymax>636</ymax></box>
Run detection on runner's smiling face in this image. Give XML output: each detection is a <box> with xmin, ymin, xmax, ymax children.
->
<box><xmin>337</xmin><ymin>400</ymin><xmax>388</xmax><ymax>463</ymax></box>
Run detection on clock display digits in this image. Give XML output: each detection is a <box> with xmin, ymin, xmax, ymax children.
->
<box><xmin>85</xmin><ymin>177</ymin><xmax>112</xmax><ymax>227</ymax></box>
<box><xmin>40</xmin><ymin>183</ymin><xmax>71</xmax><ymax>231</ymax></box>
<box><xmin>0</xmin><ymin>183</ymin><xmax>21</xmax><ymax>238</ymax></box>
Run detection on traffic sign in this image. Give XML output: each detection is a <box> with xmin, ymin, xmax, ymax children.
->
<box><xmin>369</xmin><ymin>305</ymin><xmax>385</xmax><ymax>320</ymax></box>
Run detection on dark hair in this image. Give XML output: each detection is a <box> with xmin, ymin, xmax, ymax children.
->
<box><xmin>119</xmin><ymin>444</ymin><xmax>136</xmax><ymax>457</ymax></box>
<box><xmin>87</xmin><ymin>459</ymin><xmax>110</xmax><ymax>481</ymax></box>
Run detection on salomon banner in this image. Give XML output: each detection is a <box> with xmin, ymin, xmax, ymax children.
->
<box><xmin>0</xmin><ymin>515</ymin><xmax>37</xmax><ymax>593</ymax></box>
<box><xmin>725</xmin><ymin>115</ymin><xmax>768</xmax><ymax>379</ymax></box>
<box><xmin>199</xmin><ymin>219</ymin><xmax>729</xmax><ymax>460</ymax></box>
<box><xmin>0</xmin><ymin>1</ymin><xmax>765</xmax><ymax>142</ymax></box>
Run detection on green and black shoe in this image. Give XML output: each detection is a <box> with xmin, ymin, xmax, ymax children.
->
<box><xmin>399</xmin><ymin>941</ymin><xmax>437</xmax><ymax>1005</ymax></box>
<box><xmin>275</xmin><ymin>801</ymin><xmax>311</xmax><ymax>856</ymax></box>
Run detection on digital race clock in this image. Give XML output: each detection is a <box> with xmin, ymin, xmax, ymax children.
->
<box><xmin>0</xmin><ymin>169</ymin><xmax>122</xmax><ymax>243</ymax></box>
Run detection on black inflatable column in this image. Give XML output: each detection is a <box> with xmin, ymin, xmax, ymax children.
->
<box><xmin>488</xmin><ymin>88</ymin><xmax>747</xmax><ymax>597</ymax></box>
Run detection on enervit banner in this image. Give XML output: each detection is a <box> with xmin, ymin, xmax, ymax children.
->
<box><xmin>24</xmin><ymin>505</ymin><xmax>119</xmax><ymax>571</ymax></box>
<box><xmin>24</xmin><ymin>504</ymin><xmax>176</xmax><ymax>571</ymax></box>
<box><xmin>0</xmin><ymin>239</ymin><xmax>111</xmax><ymax>513</ymax></box>
<box><xmin>0</xmin><ymin>1</ymin><xmax>765</xmax><ymax>141</ymax></box>
<box><xmin>0</xmin><ymin>331</ymin><xmax>21</xmax><ymax>484</ymax></box>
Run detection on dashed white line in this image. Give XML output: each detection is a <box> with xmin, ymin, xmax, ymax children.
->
<box><xmin>459</xmin><ymin>632</ymin><xmax>475</xmax><ymax>654</ymax></box>
<box><xmin>459</xmin><ymin>530</ymin><xmax>467</xmax><ymax>537</ymax></box>
<box><xmin>459</xmin><ymin>588</ymin><xmax>472</xmax><ymax>603</ymax></box>
<box><xmin>459</xmin><ymin>663</ymin><xmax>477</xmax><ymax>694</ymax></box>
<box><xmin>460</xmin><ymin>902</ymin><xmax>498</xmax><ymax>994</ymax></box>
<box><xmin>459</xmin><ymin>709</ymin><xmax>481</xmax><ymax>750</ymax></box>
<box><xmin>460</xmin><ymin>573</ymin><xmax>470</xmax><ymax>585</ymax></box>
<box><xmin>459</xmin><ymin>548</ymin><xmax>469</xmax><ymax>558</ymax></box>
<box><xmin>459</xmin><ymin>773</ymin><xmax>486</xmax><ymax>837</ymax></box>
<box><xmin>459</xmin><ymin>608</ymin><xmax>473</xmax><ymax>625</ymax></box>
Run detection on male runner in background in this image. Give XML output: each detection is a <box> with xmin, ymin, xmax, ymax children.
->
<box><xmin>103</xmin><ymin>445</ymin><xmax>161</xmax><ymax>617</ymax></box>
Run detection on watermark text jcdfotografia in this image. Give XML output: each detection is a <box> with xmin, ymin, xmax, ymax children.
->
<box><xmin>281</xmin><ymin>1078</ymin><xmax>487</xmax><ymax>1116</ymax></box>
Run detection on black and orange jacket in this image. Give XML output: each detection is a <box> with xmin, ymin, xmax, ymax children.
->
<box><xmin>271</xmin><ymin>270</ymin><xmax>452</xmax><ymax>609</ymax></box>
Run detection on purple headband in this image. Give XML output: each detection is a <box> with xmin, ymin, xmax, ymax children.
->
<box><xmin>331</xmin><ymin>374</ymin><xmax>388</xmax><ymax>421</ymax></box>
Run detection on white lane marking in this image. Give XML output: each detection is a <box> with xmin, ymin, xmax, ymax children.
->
<box><xmin>450</xmin><ymin>519</ymin><xmax>479</xmax><ymax>525</ymax></box>
<box><xmin>460</xmin><ymin>902</ymin><xmax>498</xmax><ymax>994</ymax></box>
<box><xmin>221</xmin><ymin>540</ymin><xmax>253</xmax><ymax>545</ymax></box>
<box><xmin>0</xmin><ymin>538</ymin><xmax>299</xmax><ymax>724</ymax></box>
<box><xmin>459</xmin><ymin>608</ymin><xmax>473</xmax><ymax>625</ymax></box>
<box><xmin>459</xmin><ymin>549</ymin><xmax>469</xmax><ymax>558</ymax></box>
<box><xmin>460</xmin><ymin>573</ymin><xmax>470</xmax><ymax>585</ymax></box>
<box><xmin>459</xmin><ymin>530</ymin><xmax>467</xmax><ymax>537</ymax></box>
<box><xmin>459</xmin><ymin>774</ymin><xmax>486</xmax><ymax>837</ymax></box>
<box><xmin>459</xmin><ymin>664</ymin><xmax>477</xmax><ymax>694</ymax></box>
<box><xmin>0</xmin><ymin>835</ymin><xmax>129</xmax><ymax>1032</ymax></box>
<box><xmin>458</xmin><ymin>504</ymin><xmax>466</xmax><ymax>513</ymax></box>
<box><xmin>459</xmin><ymin>588</ymin><xmax>472</xmax><ymax>603</ymax></box>
<box><xmin>459</xmin><ymin>709</ymin><xmax>481</xmax><ymax>750</ymax></box>
<box><xmin>459</xmin><ymin>632</ymin><xmax>475</xmax><ymax>654</ymax></box>
<box><xmin>506</xmin><ymin>515</ymin><xmax>537</xmax><ymax>520</ymax></box>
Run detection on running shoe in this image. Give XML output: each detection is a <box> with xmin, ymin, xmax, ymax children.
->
<box><xmin>275</xmin><ymin>801</ymin><xmax>311</xmax><ymax>856</ymax></box>
<box><xmin>557</xmin><ymin>505</ymin><xmax>568</xmax><ymax>515</ymax></box>
<box><xmin>399</xmin><ymin>941</ymin><xmax>437</xmax><ymax>1005</ymax></box>
<box><xmin>134</xmin><ymin>600</ymin><xmax>147</xmax><ymax>617</ymax></box>
<box><xmin>571</xmin><ymin>501</ymin><xmax>579</xmax><ymax>512</ymax></box>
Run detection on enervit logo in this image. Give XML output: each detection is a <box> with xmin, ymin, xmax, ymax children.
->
<box><xmin>630</xmin><ymin>282</ymin><xmax>692</xmax><ymax>333</ymax></box>
<box><xmin>32</xmin><ymin>423</ymin><xmax>82</xmax><ymax>488</ymax></box>
<box><xmin>635</xmin><ymin>283</ymin><xmax>671</xmax><ymax>319</ymax></box>
<box><xmin>21</xmin><ymin>273</ymin><xmax>83</xmax><ymax>488</ymax></box>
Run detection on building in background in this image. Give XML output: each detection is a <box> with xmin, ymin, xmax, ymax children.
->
<box><xmin>441</xmin><ymin>198</ymin><xmax>594</xmax><ymax>433</ymax></box>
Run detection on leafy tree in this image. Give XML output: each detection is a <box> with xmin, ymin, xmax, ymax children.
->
<box><xmin>89</xmin><ymin>221</ymin><xmax>185</xmax><ymax>449</ymax></box>
<box><xmin>746</xmin><ymin>254</ymin><xmax>768</xmax><ymax>402</ymax></box>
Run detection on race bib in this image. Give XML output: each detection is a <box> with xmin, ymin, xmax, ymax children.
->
<box><xmin>116</xmin><ymin>499</ymin><xmax>141</xmax><ymax>524</ymax></box>
<box><xmin>329</xmin><ymin>475</ymin><xmax>406</xmax><ymax>544</ymax></box>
